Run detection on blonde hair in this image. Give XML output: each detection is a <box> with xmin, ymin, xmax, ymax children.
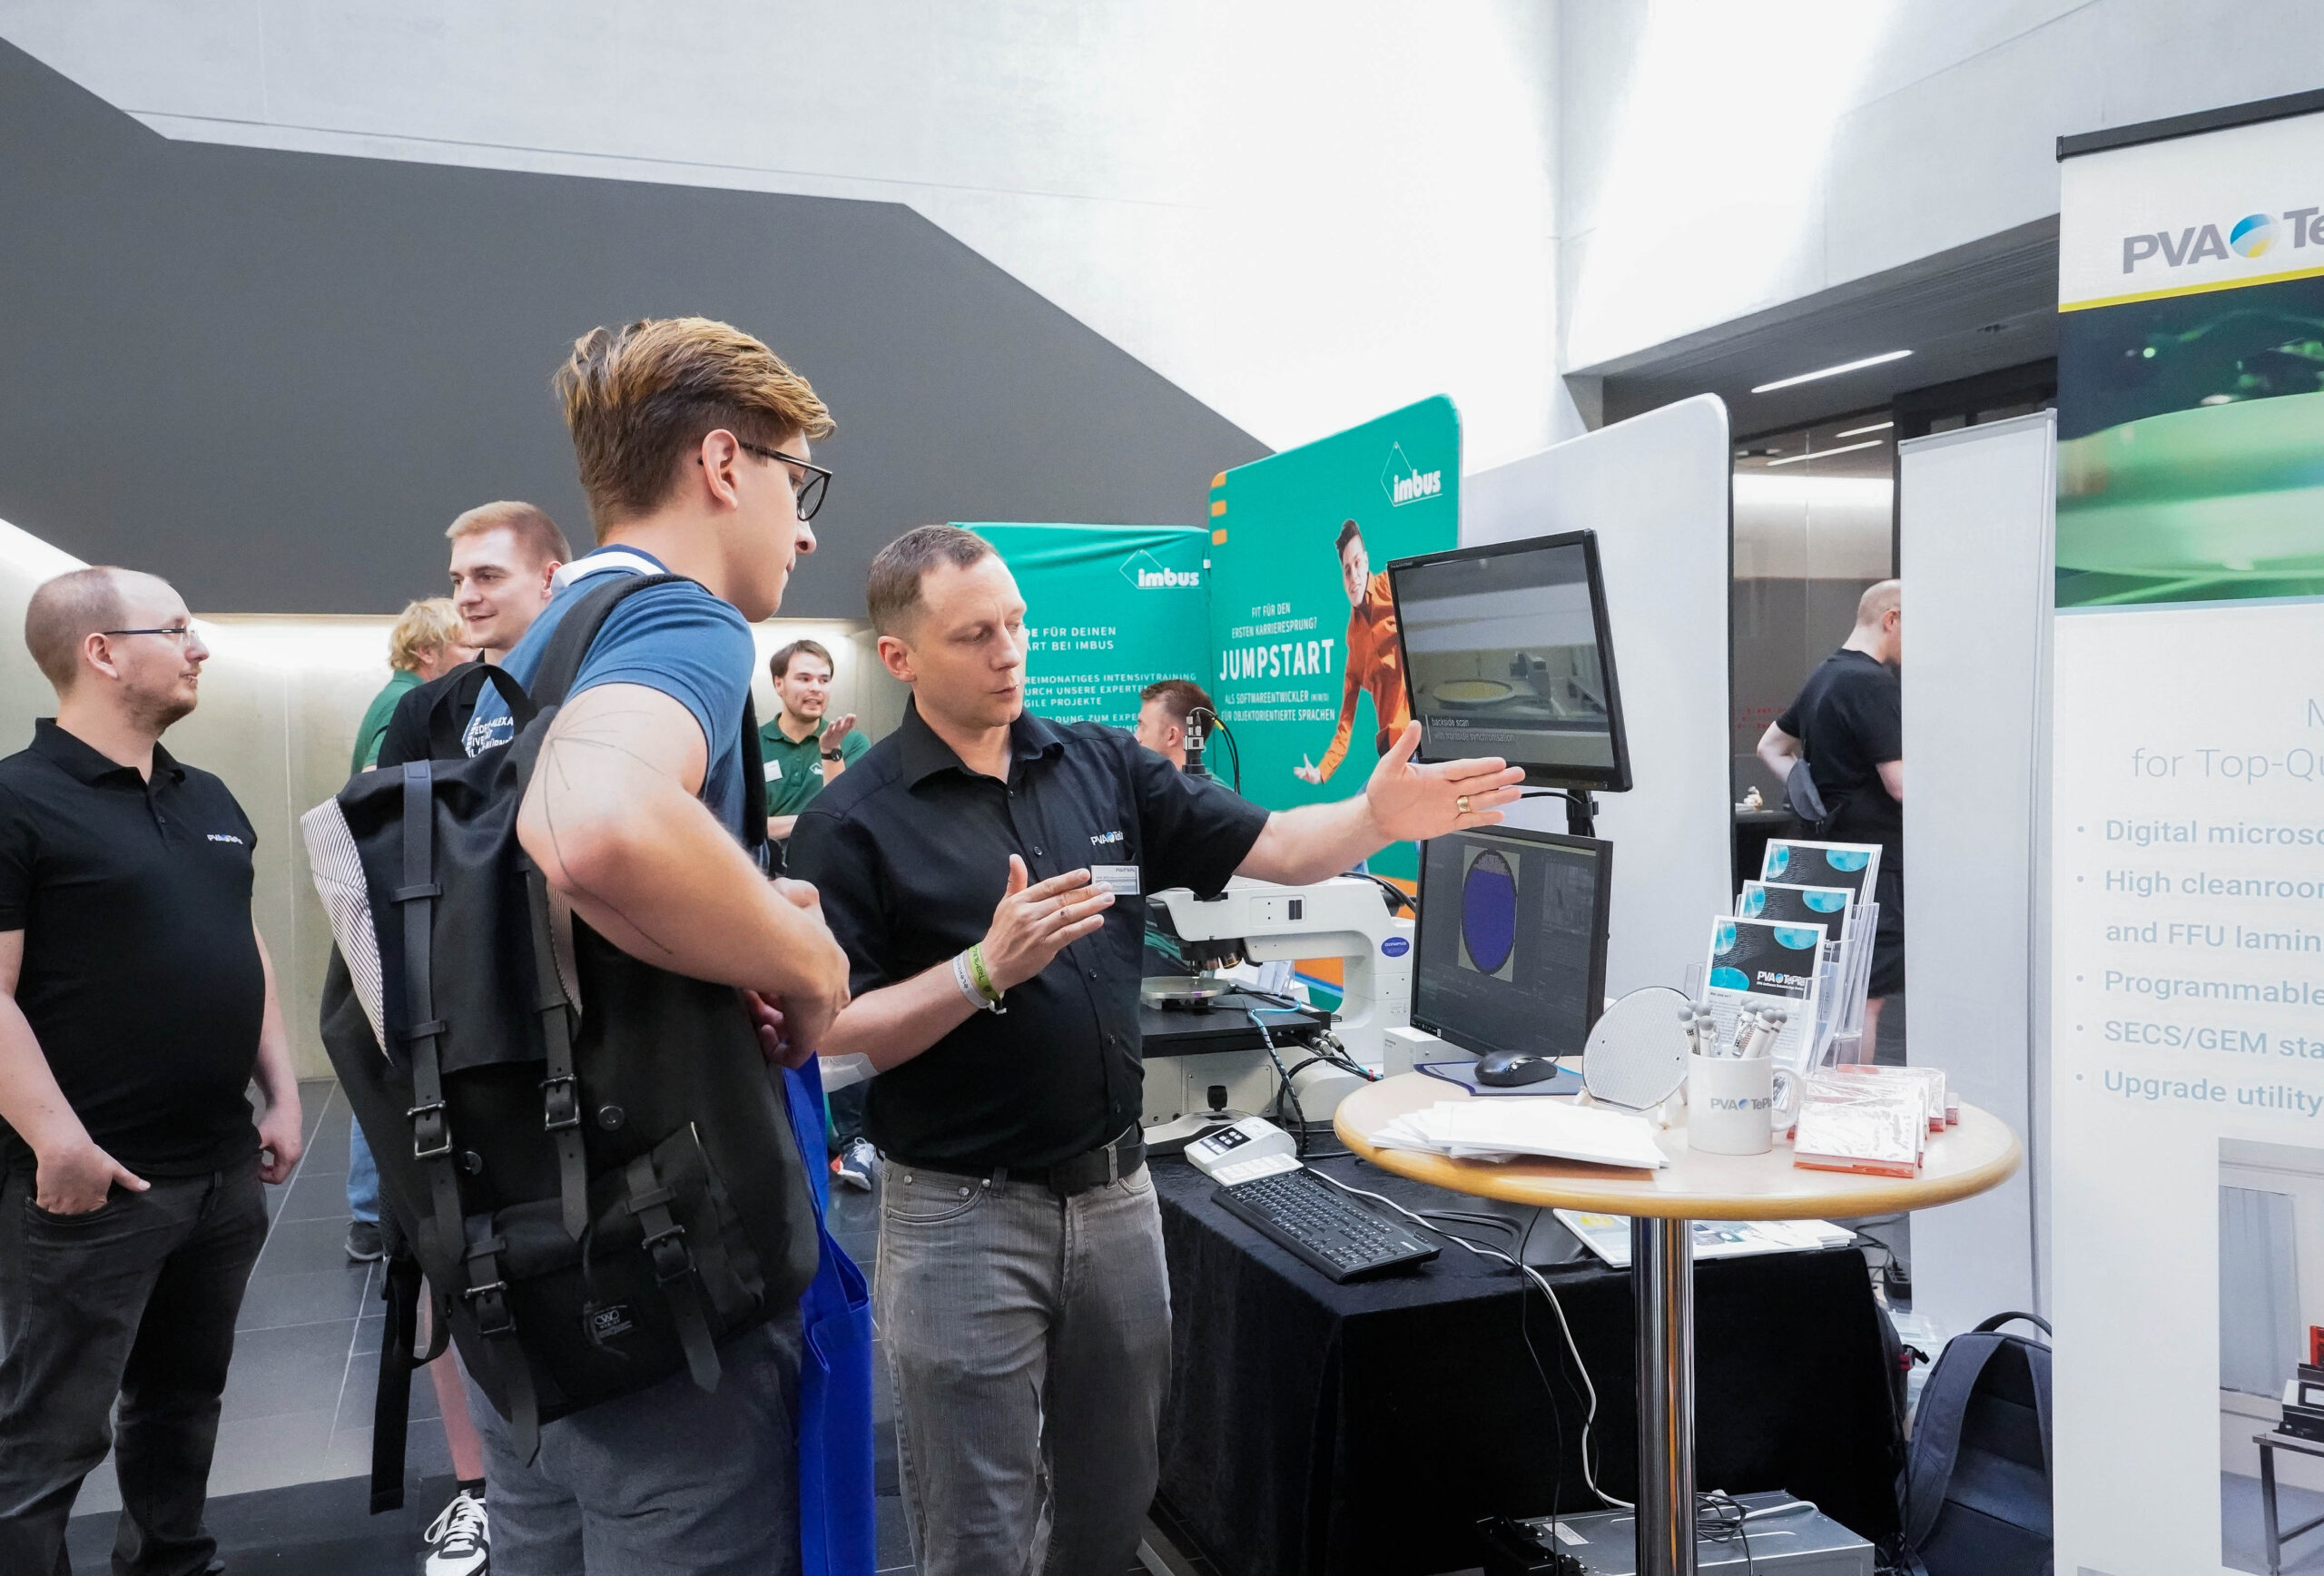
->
<box><xmin>388</xmin><ymin>597</ymin><xmax>466</xmax><ymax>674</ymax></box>
<box><xmin>553</xmin><ymin>318</ymin><xmax>833</xmax><ymax>536</ymax></box>
<box><xmin>447</xmin><ymin>500</ymin><xmax>571</xmax><ymax>568</ymax></box>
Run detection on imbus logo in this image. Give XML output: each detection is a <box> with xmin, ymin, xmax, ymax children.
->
<box><xmin>1380</xmin><ymin>444</ymin><xmax>1443</xmax><ymax>507</ymax></box>
<box><xmin>1119</xmin><ymin>550</ymin><xmax>1198</xmax><ymax>590</ymax></box>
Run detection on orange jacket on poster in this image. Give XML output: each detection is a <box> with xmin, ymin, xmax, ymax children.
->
<box><xmin>1315</xmin><ymin>570</ymin><xmax>1411</xmax><ymax>781</ymax></box>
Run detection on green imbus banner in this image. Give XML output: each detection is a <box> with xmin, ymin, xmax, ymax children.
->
<box><xmin>961</xmin><ymin>522</ymin><xmax>1210</xmax><ymax>728</ymax></box>
<box><xmin>1204</xmin><ymin>396</ymin><xmax>1462</xmax><ymax>878</ymax></box>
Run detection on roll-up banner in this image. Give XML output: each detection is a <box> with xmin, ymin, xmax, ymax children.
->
<box><xmin>1206</xmin><ymin>396</ymin><xmax>1461</xmax><ymax>880</ymax></box>
<box><xmin>961</xmin><ymin>522</ymin><xmax>1210</xmax><ymax>728</ymax></box>
<box><xmin>2053</xmin><ymin>98</ymin><xmax>2324</xmax><ymax>1575</ymax></box>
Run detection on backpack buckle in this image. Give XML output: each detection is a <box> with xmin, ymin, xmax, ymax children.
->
<box><xmin>539</xmin><ymin>1075</ymin><xmax>580</xmax><ymax>1132</ymax></box>
<box><xmin>406</xmin><ymin>1101</ymin><xmax>451</xmax><ymax>1160</ymax></box>
<box><xmin>640</xmin><ymin>1221</ymin><xmax>694</xmax><ymax>1285</ymax></box>
<box><xmin>462</xmin><ymin>1278</ymin><xmax>516</xmax><ymax>1336</ymax></box>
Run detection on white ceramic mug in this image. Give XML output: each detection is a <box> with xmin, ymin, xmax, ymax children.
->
<box><xmin>1688</xmin><ymin>1052</ymin><xmax>1774</xmax><ymax>1156</ymax></box>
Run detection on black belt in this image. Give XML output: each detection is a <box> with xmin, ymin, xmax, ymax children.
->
<box><xmin>903</xmin><ymin>1127</ymin><xmax>1145</xmax><ymax>1198</ymax></box>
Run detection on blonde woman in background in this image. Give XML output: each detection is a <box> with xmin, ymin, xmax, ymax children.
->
<box><xmin>350</xmin><ymin>598</ymin><xmax>475</xmax><ymax>776</ymax></box>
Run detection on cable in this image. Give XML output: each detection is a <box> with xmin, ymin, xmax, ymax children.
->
<box><xmin>1307</xmin><ymin>1167</ymin><xmax>1628</xmax><ymax>1510</ymax></box>
<box><xmin>1347</xmin><ymin>870</ymin><xmax>1413</xmax><ymax>915</ymax></box>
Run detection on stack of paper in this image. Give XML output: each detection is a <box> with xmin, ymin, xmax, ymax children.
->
<box><xmin>1792</xmin><ymin>1072</ymin><xmax>1925</xmax><ymax>1177</ymax></box>
<box><xmin>1556</xmin><ymin>1211</ymin><xmax>1856</xmax><ymax>1267</ymax></box>
<box><xmin>1372</xmin><ymin>1100</ymin><xmax>1667</xmax><ymax>1169</ymax></box>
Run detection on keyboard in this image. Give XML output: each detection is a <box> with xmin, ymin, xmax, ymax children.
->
<box><xmin>1212</xmin><ymin>1165</ymin><xmax>1440</xmax><ymax>1283</ymax></box>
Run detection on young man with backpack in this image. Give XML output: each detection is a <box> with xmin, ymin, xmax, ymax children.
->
<box><xmin>362</xmin><ymin>317</ymin><xmax>853</xmax><ymax>1575</ymax></box>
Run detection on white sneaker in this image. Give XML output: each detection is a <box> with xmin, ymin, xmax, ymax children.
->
<box><xmin>423</xmin><ymin>1489</ymin><xmax>489</xmax><ymax>1576</ymax></box>
<box><xmin>834</xmin><ymin>1138</ymin><xmax>876</xmax><ymax>1191</ymax></box>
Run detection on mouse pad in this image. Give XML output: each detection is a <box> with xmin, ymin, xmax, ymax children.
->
<box><xmin>1414</xmin><ymin>1061</ymin><xmax>1583</xmax><ymax>1098</ymax></box>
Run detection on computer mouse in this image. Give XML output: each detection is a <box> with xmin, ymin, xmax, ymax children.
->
<box><xmin>1475</xmin><ymin>1051</ymin><xmax>1561</xmax><ymax>1088</ymax></box>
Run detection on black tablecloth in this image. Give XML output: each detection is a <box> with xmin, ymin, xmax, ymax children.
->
<box><xmin>1153</xmin><ymin>1154</ymin><xmax>1900</xmax><ymax>1576</ymax></box>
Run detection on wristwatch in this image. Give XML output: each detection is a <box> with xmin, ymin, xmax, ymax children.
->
<box><xmin>821</xmin><ymin>748</ymin><xmax>843</xmax><ymax>760</ymax></box>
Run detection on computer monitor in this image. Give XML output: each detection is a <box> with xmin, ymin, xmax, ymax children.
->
<box><xmin>1411</xmin><ymin>824</ymin><xmax>1612</xmax><ymax>1061</ymax></box>
<box><xmin>1386</xmin><ymin>529</ymin><xmax>1632</xmax><ymax>793</ymax></box>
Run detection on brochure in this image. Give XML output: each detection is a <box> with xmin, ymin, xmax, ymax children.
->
<box><xmin>1702</xmin><ymin>914</ymin><xmax>1827</xmax><ymax>1070</ymax></box>
<box><xmin>1759</xmin><ymin>839</ymin><xmax>1882</xmax><ymax>898</ymax></box>
<box><xmin>1737</xmin><ymin>880</ymin><xmax>1853</xmax><ymax>929</ymax></box>
<box><xmin>1554</xmin><ymin>1211</ymin><xmax>1856</xmax><ymax>1268</ymax></box>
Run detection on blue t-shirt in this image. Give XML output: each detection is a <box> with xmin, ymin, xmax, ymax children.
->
<box><xmin>463</xmin><ymin>547</ymin><xmax>756</xmax><ymax>838</ymax></box>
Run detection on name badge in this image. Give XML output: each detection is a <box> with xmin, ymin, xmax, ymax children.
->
<box><xmin>763</xmin><ymin>761</ymin><xmax>783</xmax><ymax>782</ymax></box>
<box><xmin>1088</xmin><ymin>863</ymin><xmax>1141</xmax><ymax>897</ymax></box>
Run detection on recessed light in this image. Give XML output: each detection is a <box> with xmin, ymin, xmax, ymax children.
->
<box><xmin>1763</xmin><ymin>438</ymin><xmax>1884</xmax><ymax>467</ymax></box>
<box><xmin>1834</xmin><ymin>420</ymin><xmax>1894</xmax><ymax>438</ymax></box>
<box><xmin>1751</xmin><ymin>350</ymin><xmax>1912</xmax><ymax>394</ymax></box>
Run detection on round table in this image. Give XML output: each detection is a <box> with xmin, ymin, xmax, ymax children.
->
<box><xmin>1334</xmin><ymin>1071</ymin><xmax>2021</xmax><ymax>1576</ymax></box>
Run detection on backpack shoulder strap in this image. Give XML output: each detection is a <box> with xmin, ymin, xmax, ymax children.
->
<box><xmin>378</xmin><ymin>660</ymin><xmax>540</xmax><ymax>768</ymax></box>
<box><xmin>1901</xmin><ymin>1330</ymin><xmax>2009</xmax><ymax>1550</ymax></box>
<box><xmin>527</xmin><ymin>571</ymin><xmax>687</xmax><ymax>711</ymax></box>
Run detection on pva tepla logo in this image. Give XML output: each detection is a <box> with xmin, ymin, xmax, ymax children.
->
<box><xmin>2120</xmin><ymin>207</ymin><xmax>2323</xmax><ymax>273</ymax></box>
<box><xmin>1380</xmin><ymin>443</ymin><xmax>1443</xmax><ymax>507</ymax></box>
<box><xmin>1119</xmin><ymin>550</ymin><xmax>1198</xmax><ymax>590</ymax></box>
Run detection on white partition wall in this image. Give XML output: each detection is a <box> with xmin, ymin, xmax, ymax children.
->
<box><xmin>1462</xmin><ymin>395</ymin><xmax>1732</xmax><ymax>998</ymax></box>
<box><xmin>1897</xmin><ymin>411</ymin><xmax>2054</xmax><ymax>1337</ymax></box>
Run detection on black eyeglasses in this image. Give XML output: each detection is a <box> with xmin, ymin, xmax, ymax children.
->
<box><xmin>697</xmin><ymin>441</ymin><xmax>832</xmax><ymax>522</ymax></box>
<box><xmin>100</xmin><ymin>625</ymin><xmax>195</xmax><ymax>642</ymax></box>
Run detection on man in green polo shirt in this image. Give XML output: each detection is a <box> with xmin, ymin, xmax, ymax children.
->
<box><xmin>760</xmin><ymin>638</ymin><xmax>876</xmax><ymax>1188</ymax></box>
<box><xmin>760</xmin><ymin>637</ymin><xmax>868</xmax><ymax>840</ymax></box>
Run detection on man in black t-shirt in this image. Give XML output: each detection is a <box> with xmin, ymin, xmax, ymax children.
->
<box><xmin>0</xmin><ymin>567</ymin><xmax>302</xmax><ymax>1574</ymax></box>
<box><xmin>789</xmin><ymin>526</ymin><xmax>1524</xmax><ymax>1575</ymax></box>
<box><xmin>1758</xmin><ymin>578</ymin><xmax>1905</xmax><ymax>1050</ymax></box>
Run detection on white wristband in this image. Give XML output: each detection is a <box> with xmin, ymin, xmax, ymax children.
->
<box><xmin>951</xmin><ymin>951</ymin><xmax>989</xmax><ymax>1011</ymax></box>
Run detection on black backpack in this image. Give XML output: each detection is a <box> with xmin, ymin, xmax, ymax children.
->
<box><xmin>1896</xmin><ymin>1311</ymin><xmax>2053</xmax><ymax>1575</ymax></box>
<box><xmin>302</xmin><ymin>573</ymin><xmax>818</xmax><ymax>1492</ymax></box>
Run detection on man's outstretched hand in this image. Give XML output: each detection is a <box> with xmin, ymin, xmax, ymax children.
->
<box><xmin>1363</xmin><ymin>722</ymin><xmax>1524</xmax><ymax>842</ymax></box>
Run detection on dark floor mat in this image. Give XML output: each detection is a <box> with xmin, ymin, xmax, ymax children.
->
<box><xmin>68</xmin><ymin>1473</ymin><xmax>452</xmax><ymax>1575</ymax></box>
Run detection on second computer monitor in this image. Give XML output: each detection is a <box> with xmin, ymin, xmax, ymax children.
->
<box><xmin>1412</xmin><ymin>825</ymin><xmax>1611</xmax><ymax>1061</ymax></box>
<box><xmin>1386</xmin><ymin>529</ymin><xmax>1632</xmax><ymax>793</ymax></box>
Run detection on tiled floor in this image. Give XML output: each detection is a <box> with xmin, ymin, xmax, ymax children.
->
<box><xmin>62</xmin><ymin>1079</ymin><xmax>1197</xmax><ymax>1574</ymax></box>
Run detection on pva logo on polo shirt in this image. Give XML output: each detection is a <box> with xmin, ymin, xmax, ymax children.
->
<box><xmin>206</xmin><ymin>833</ymin><xmax>245</xmax><ymax>846</ymax></box>
<box><xmin>2120</xmin><ymin>209</ymin><xmax>2319</xmax><ymax>273</ymax></box>
<box><xmin>1090</xmin><ymin>829</ymin><xmax>1125</xmax><ymax>845</ymax></box>
<box><xmin>1380</xmin><ymin>443</ymin><xmax>1443</xmax><ymax>507</ymax></box>
<box><xmin>1119</xmin><ymin>550</ymin><xmax>1199</xmax><ymax>591</ymax></box>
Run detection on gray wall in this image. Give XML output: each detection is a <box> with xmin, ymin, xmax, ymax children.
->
<box><xmin>0</xmin><ymin>42</ymin><xmax>1266</xmax><ymax>618</ymax></box>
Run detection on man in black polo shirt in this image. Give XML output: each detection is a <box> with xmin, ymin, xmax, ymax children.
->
<box><xmin>1758</xmin><ymin>577</ymin><xmax>1905</xmax><ymax>1054</ymax></box>
<box><xmin>0</xmin><ymin>566</ymin><xmax>303</xmax><ymax>1575</ymax></box>
<box><xmin>788</xmin><ymin>526</ymin><xmax>1521</xmax><ymax>1574</ymax></box>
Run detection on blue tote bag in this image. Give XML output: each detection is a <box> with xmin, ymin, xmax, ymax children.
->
<box><xmin>781</xmin><ymin>1056</ymin><xmax>877</xmax><ymax>1576</ymax></box>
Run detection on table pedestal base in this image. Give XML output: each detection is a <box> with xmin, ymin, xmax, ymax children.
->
<box><xmin>1632</xmin><ymin>1216</ymin><xmax>1697</xmax><ymax>1576</ymax></box>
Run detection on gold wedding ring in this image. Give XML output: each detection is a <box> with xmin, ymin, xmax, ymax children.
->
<box><xmin>1457</xmin><ymin>794</ymin><xmax>1472</xmax><ymax>815</ymax></box>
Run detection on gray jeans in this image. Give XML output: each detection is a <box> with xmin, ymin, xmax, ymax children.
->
<box><xmin>878</xmin><ymin>1158</ymin><xmax>1172</xmax><ymax>1576</ymax></box>
<box><xmin>0</xmin><ymin>1157</ymin><xmax>267</xmax><ymax>1576</ymax></box>
<box><xmin>468</xmin><ymin>1310</ymin><xmax>803</xmax><ymax>1576</ymax></box>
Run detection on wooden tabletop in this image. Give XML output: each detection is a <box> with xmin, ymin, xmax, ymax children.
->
<box><xmin>1334</xmin><ymin>1069</ymin><xmax>2022</xmax><ymax>1221</ymax></box>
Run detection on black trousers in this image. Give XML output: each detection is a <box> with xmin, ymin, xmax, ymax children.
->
<box><xmin>0</xmin><ymin>1155</ymin><xmax>267</xmax><ymax>1576</ymax></box>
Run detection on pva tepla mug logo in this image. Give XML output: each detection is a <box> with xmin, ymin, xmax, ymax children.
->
<box><xmin>1379</xmin><ymin>443</ymin><xmax>1443</xmax><ymax>507</ymax></box>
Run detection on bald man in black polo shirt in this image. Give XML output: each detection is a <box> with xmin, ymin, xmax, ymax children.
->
<box><xmin>789</xmin><ymin>527</ymin><xmax>1523</xmax><ymax>1575</ymax></box>
<box><xmin>0</xmin><ymin>567</ymin><xmax>302</xmax><ymax>1576</ymax></box>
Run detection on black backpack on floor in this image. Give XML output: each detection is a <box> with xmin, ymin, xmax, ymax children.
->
<box><xmin>1896</xmin><ymin>1311</ymin><xmax>2053</xmax><ymax>1575</ymax></box>
<box><xmin>303</xmin><ymin>573</ymin><xmax>818</xmax><ymax>1496</ymax></box>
